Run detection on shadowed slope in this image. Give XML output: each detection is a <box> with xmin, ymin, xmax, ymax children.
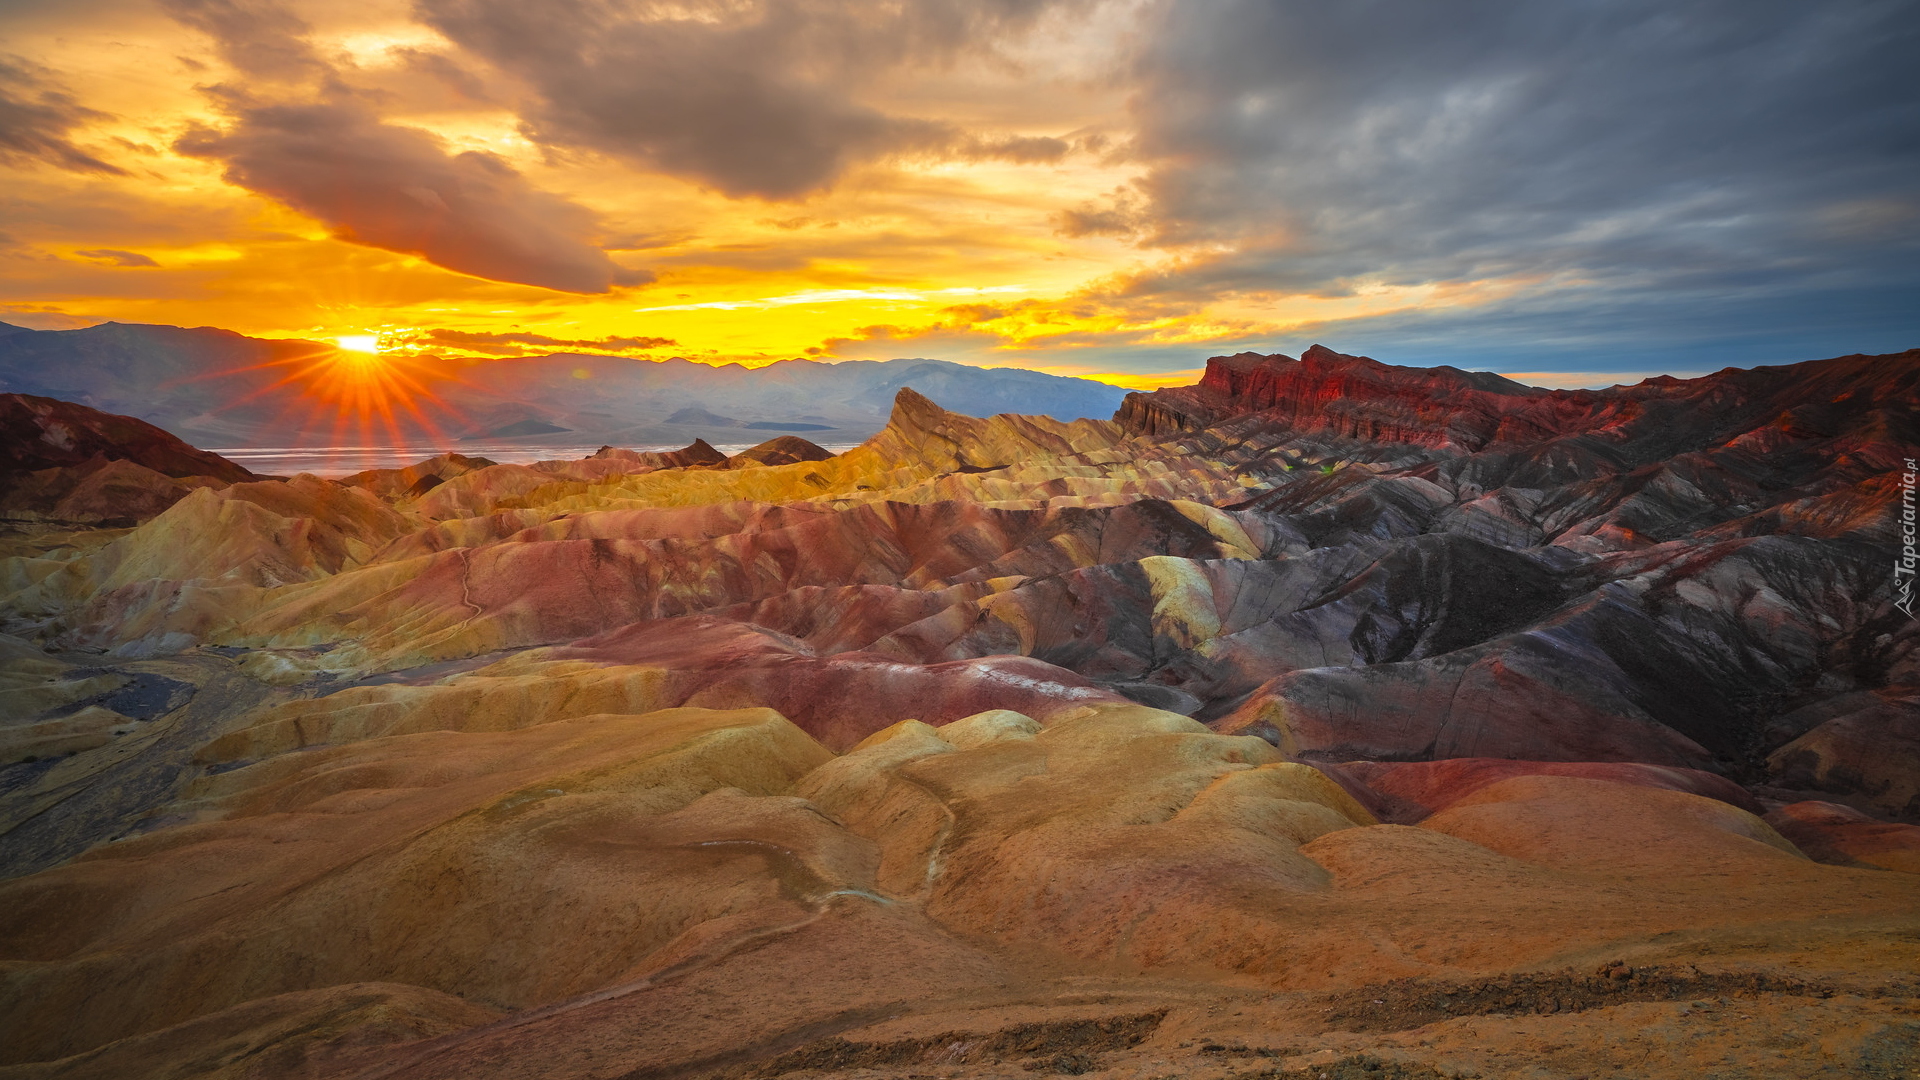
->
<box><xmin>1</xmin><ymin>394</ymin><xmax>256</xmax><ymax>525</ymax></box>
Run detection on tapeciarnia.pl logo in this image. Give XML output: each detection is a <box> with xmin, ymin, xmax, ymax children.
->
<box><xmin>1898</xmin><ymin>456</ymin><xmax>1917</xmax><ymax>619</ymax></box>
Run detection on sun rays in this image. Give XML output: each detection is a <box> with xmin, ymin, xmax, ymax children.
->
<box><xmin>171</xmin><ymin>336</ymin><xmax>473</xmax><ymax>472</ymax></box>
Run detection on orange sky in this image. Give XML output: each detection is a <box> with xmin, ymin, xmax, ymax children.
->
<box><xmin>5</xmin><ymin>0</ymin><xmax>1910</xmax><ymax>391</ymax></box>
<box><xmin>0</xmin><ymin>0</ymin><xmax>1539</xmax><ymax>390</ymax></box>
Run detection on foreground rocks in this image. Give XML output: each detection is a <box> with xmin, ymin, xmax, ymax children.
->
<box><xmin>3</xmin><ymin>695</ymin><xmax>1914</xmax><ymax>1079</ymax></box>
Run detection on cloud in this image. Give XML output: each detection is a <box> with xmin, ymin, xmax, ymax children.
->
<box><xmin>1053</xmin><ymin>188</ymin><xmax>1145</xmax><ymax>238</ymax></box>
<box><xmin>154</xmin><ymin>0</ymin><xmax>327</xmax><ymax>82</ymax></box>
<box><xmin>176</xmin><ymin>97</ymin><xmax>649</xmax><ymax>293</ymax></box>
<box><xmin>0</xmin><ymin>56</ymin><xmax>127</xmax><ymax>175</ymax></box>
<box><xmin>420</xmin><ymin>328</ymin><xmax>677</xmax><ymax>354</ymax></box>
<box><xmin>1109</xmin><ymin>0</ymin><xmax>1920</xmax><ymax>327</ymax></box>
<box><xmin>633</xmin><ymin>285</ymin><xmax>1030</xmax><ymax>313</ymax></box>
<box><xmin>390</xmin><ymin>47</ymin><xmax>496</xmax><ymax>105</ymax></box>
<box><xmin>160</xmin><ymin>0</ymin><xmax>648</xmax><ymax>294</ymax></box>
<box><xmin>0</xmin><ymin>303</ymin><xmax>105</xmax><ymax>330</ymax></box>
<box><xmin>961</xmin><ymin>134</ymin><xmax>1071</xmax><ymax>165</ymax></box>
<box><xmin>415</xmin><ymin>0</ymin><xmax>1093</xmax><ymax>199</ymax></box>
<box><xmin>73</xmin><ymin>248</ymin><xmax>160</xmax><ymax>267</ymax></box>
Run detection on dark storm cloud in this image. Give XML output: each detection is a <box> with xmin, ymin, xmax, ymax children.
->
<box><xmin>176</xmin><ymin>96</ymin><xmax>651</xmax><ymax>293</ymax></box>
<box><xmin>414</xmin><ymin>0</ymin><xmax>1089</xmax><ymax>199</ymax></box>
<box><xmin>161</xmin><ymin>0</ymin><xmax>647</xmax><ymax>293</ymax></box>
<box><xmin>1105</xmin><ymin>0</ymin><xmax>1920</xmax><ymax>352</ymax></box>
<box><xmin>0</xmin><ymin>56</ymin><xmax>127</xmax><ymax>175</ymax></box>
<box><xmin>422</xmin><ymin>328</ymin><xmax>677</xmax><ymax>353</ymax></box>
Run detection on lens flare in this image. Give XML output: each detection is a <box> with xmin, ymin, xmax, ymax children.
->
<box><xmin>171</xmin><ymin>329</ymin><xmax>476</xmax><ymax>473</ymax></box>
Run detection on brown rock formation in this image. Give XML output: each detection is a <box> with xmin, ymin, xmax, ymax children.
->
<box><xmin>0</xmin><ymin>394</ymin><xmax>254</xmax><ymax>482</ymax></box>
<box><xmin>1</xmin><ymin>395</ymin><xmax>255</xmax><ymax>525</ymax></box>
<box><xmin>590</xmin><ymin>438</ymin><xmax>730</xmax><ymax>470</ymax></box>
<box><xmin>338</xmin><ymin>453</ymin><xmax>497</xmax><ymax>498</ymax></box>
<box><xmin>1766</xmin><ymin>688</ymin><xmax>1920</xmax><ymax>818</ymax></box>
<box><xmin>728</xmin><ymin>435</ymin><xmax>834</xmax><ymax>469</ymax></box>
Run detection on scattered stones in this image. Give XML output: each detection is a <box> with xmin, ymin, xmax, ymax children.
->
<box><xmin>753</xmin><ymin>1012</ymin><xmax>1166</xmax><ymax>1077</ymax></box>
<box><xmin>1317</xmin><ymin>967</ymin><xmax>1850</xmax><ymax>1034</ymax></box>
<box><xmin>1231</xmin><ymin>1055</ymin><xmax>1460</xmax><ymax>1080</ymax></box>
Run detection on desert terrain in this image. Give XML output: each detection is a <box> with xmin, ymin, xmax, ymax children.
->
<box><xmin>2</xmin><ymin>345</ymin><xmax>1918</xmax><ymax>1079</ymax></box>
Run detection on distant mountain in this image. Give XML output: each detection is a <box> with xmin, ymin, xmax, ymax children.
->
<box><xmin>0</xmin><ymin>321</ymin><xmax>1130</xmax><ymax>448</ymax></box>
<box><xmin>485</xmin><ymin>419</ymin><xmax>571</xmax><ymax>437</ymax></box>
<box><xmin>666</xmin><ymin>406</ymin><xmax>738</xmax><ymax>426</ymax></box>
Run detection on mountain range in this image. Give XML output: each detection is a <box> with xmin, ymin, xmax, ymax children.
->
<box><xmin>0</xmin><ymin>321</ymin><xmax>1131</xmax><ymax>449</ymax></box>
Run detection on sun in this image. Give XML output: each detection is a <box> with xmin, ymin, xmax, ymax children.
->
<box><xmin>179</xmin><ymin>328</ymin><xmax>473</xmax><ymax>469</ymax></box>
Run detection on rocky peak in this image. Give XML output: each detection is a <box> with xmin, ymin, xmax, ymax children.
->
<box><xmin>339</xmin><ymin>452</ymin><xmax>499</xmax><ymax>498</ymax></box>
<box><xmin>589</xmin><ymin>439</ymin><xmax>730</xmax><ymax>471</ymax></box>
<box><xmin>867</xmin><ymin>386</ymin><xmax>995</xmax><ymax>471</ymax></box>
<box><xmin>727</xmin><ymin>436</ymin><xmax>834</xmax><ymax>469</ymax></box>
<box><xmin>866</xmin><ymin>386</ymin><xmax>1125</xmax><ymax>472</ymax></box>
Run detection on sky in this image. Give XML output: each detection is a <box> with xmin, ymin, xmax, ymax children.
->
<box><xmin>1</xmin><ymin>0</ymin><xmax>1916</xmax><ymax>389</ymax></box>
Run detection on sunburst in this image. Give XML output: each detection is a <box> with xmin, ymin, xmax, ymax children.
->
<box><xmin>174</xmin><ymin>329</ymin><xmax>477</xmax><ymax>473</ymax></box>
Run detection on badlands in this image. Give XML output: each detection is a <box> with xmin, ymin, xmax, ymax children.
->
<box><xmin>2</xmin><ymin>345</ymin><xmax>1918</xmax><ymax>1079</ymax></box>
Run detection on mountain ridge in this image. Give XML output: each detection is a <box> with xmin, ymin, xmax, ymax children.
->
<box><xmin>1120</xmin><ymin>342</ymin><xmax>1920</xmax><ymax>455</ymax></box>
<box><xmin>0</xmin><ymin>321</ymin><xmax>1131</xmax><ymax>448</ymax></box>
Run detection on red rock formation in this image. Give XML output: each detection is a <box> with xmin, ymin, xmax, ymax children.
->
<box><xmin>1</xmin><ymin>457</ymin><xmax>216</xmax><ymax>523</ymax></box>
<box><xmin>1118</xmin><ymin>345</ymin><xmax>1920</xmax><ymax>464</ymax></box>
<box><xmin>545</xmin><ymin>617</ymin><xmax>1129</xmax><ymax>750</ymax></box>
<box><xmin>1</xmin><ymin>394</ymin><xmax>255</xmax><ymax>523</ymax></box>
<box><xmin>1765</xmin><ymin>800</ymin><xmax>1920</xmax><ymax>872</ymax></box>
<box><xmin>1319</xmin><ymin>757</ymin><xmax>1765</xmax><ymax>824</ymax></box>
<box><xmin>1767</xmin><ymin>689</ymin><xmax>1920</xmax><ymax>819</ymax></box>
<box><xmin>0</xmin><ymin>393</ymin><xmax>254</xmax><ymax>481</ymax></box>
